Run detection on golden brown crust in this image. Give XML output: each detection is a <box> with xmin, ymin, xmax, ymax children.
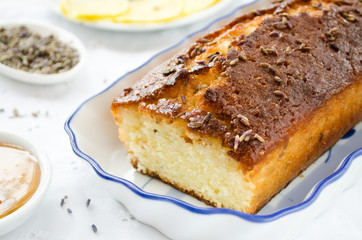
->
<box><xmin>112</xmin><ymin>0</ymin><xmax>362</xmax><ymax>169</ymax></box>
<box><xmin>247</xmin><ymin>79</ymin><xmax>362</xmax><ymax>212</ymax></box>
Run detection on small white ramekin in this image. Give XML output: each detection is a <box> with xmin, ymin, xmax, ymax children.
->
<box><xmin>0</xmin><ymin>130</ymin><xmax>52</xmax><ymax>236</ymax></box>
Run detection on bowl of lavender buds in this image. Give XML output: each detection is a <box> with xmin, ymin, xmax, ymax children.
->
<box><xmin>0</xmin><ymin>20</ymin><xmax>85</xmax><ymax>85</ymax></box>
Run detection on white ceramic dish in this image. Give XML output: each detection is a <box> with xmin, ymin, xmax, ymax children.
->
<box><xmin>46</xmin><ymin>0</ymin><xmax>234</xmax><ymax>32</ymax></box>
<box><xmin>64</xmin><ymin>3</ymin><xmax>362</xmax><ymax>240</ymax></box>
<box><xmin>0</xmin><ymin>20</ymin><xmax>86</xmax><ymax>85</ymax></box>
<box><xmin>0</xmin><ymin>130</ymin><xmax>52</xmax><ymax>236</ymax></box>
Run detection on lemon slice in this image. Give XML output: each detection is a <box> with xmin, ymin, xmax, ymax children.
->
<box><xmin>114</xmin><ymin>0</ymin><xmax>183</xmax><ymax>23</ymax></box>
<box><xmin>60</xmin><ymin>0</ymin><xmax>129</xmax><ymax>21</ymax></box>
<box><xmin>183</xmin><ymin>0</ymin><xmax>219</xmax><ymax>15</ymax></box>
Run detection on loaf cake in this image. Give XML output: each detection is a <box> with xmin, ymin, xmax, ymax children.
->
<box><xmin>111</xmin><ymin>0</ymin><xmax>362</xmax><ymax>214</ymax></box>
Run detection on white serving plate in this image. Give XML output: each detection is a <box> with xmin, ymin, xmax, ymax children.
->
<box><xmin>65</xmin><ymin>3</ymin><xmax>362</xmax><ymax>240</ymax></box>
<box><xmin>46</xmin><ymin>0</ymin><xmax>234</xmax><ymax>31</ymax></box>
<box><xmin>0</xmin><ymin>20</ymin><xmax>86</xmax><ymax>85</ymax></box>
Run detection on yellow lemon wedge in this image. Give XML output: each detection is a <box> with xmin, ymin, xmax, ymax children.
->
<box><xmin>183</xmin><ymin>0</ymin><xmax>219</xmax><ymax>15</ymax></box>
<box><xmin>114</xmin><ymin>0</ymin><xmax>183</xmax><ymax>23</ymax></box>
<box><xmin>60</xmin><ymin>0</ymin><xmax>129</xmax><ymax>21</ymax></box>
<box><xmin>60</xmin><ymin>0</ymin><xmax>221</xmax><ymax>24</ymax></box>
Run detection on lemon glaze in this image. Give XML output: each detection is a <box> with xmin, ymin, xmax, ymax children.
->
<box><xmin>0</xmin><ymin>143</ymin><xmax>41</xmax><ymax>219</ymax></box>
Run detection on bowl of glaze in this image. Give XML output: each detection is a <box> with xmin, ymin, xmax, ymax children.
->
<box><xmin>0</xmin><ymin>130</ymin><xmax>52</xmax><ymax>236</ymax></box>
<box><xmin>0</xmin><ymin>19</ymin><xmax>86</xmax><ymax>85</ymax></box>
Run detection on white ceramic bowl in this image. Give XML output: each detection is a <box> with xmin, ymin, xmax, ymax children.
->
<box><xmin>0</xmin><ymin>20</ymin><xmax>86</xmax><ymax>85</ymax></box>
<box><xmin>0</xmin><ymin>130</ymin><xmax>52</xmax><ymax>236</ymax></box>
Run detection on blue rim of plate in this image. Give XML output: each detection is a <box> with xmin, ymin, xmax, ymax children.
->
<box><xmin>64</xmin><ymin>1</ymin><xmax>362</xmax><ymax>223</ymax></box>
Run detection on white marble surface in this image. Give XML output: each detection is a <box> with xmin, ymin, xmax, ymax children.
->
<box><xmin>0</xmin><ymin>0</ymin><xmax>361</xmax><ymax>239</ymax></box>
